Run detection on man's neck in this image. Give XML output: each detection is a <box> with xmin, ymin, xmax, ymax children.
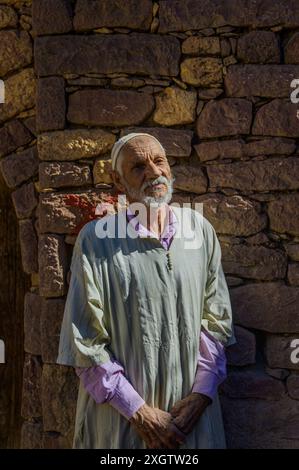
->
<box><xmin>148</xmin><ymin>206</ymin><xmax>164</xmax><ymax>237</ymax></box>
<box><xmin>128</xmin><ymin>201</ymin><xmax>171</xmax><ymax>238</ymax></box>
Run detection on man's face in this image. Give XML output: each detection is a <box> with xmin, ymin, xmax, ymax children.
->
<box><xmin>113</xmin><ymin>136</ymin><xmax>174</xmax><ymax>206</ymax></box>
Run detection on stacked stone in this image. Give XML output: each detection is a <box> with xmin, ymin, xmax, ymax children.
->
<box><xmin>1</xmin><ymin>0</ymin><xmax>299</xmax><ymax>449</ymax></box>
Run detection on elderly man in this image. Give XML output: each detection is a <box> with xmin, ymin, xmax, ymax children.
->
<box><xmin>57</xmin><ymin>132</ymin><xmax>235</xmax><ymax>449</ymax></box>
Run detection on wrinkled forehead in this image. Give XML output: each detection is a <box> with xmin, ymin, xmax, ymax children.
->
<box><xmin>121</xmin><ymin>136</ymin><xmax>165</xmax><ymax>161</ymax></box>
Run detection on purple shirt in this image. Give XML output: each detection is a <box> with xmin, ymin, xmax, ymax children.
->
<box><xmin>75</xmin><ymin>205</ymin><xmax>227</xmax><ymax>419</ymax></box>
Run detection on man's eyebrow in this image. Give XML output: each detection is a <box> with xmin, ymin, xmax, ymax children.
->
<box><xmin>129</xmin><ymin>158</ymin><xmax>145</xmax><ymax>166</ymax></box>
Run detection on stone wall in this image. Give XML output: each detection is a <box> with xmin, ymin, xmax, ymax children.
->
<box><xmin>1</xmin><ymin>0</ymin><xmax>299</xmax><ymax>449</ymax></box>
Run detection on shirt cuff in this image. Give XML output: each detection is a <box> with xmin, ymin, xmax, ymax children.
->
<box><xmin>108</xmin><ymin>373</ymin><xmax>145</xmax><ymax>420</ymax></box>
<box><xmin>191</xmin><ymin>370</ymin><xmax>222</xmax><ymax>401</ymax></box>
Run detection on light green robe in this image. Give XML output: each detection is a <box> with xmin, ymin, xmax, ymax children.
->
<box><xmin>57</xmin><ymin>206</ymin><xmax>235</xmax><ymax>449</ymax></box>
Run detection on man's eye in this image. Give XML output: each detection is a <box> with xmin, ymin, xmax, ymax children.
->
<box><xmin>133</xmin><ymin>165</ymin><xmax>145</xmax><ymax>170</ymax></box>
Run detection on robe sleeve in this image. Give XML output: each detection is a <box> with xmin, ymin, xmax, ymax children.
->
<box><xmin>57</xmin><ymin>223</ymin><xmax>113</xmax><ymax>367</ymax></box>
<box><xmin>201</xmin><ymin>220</ymin><xmax>236</xmax><ymax>347</ymax></box>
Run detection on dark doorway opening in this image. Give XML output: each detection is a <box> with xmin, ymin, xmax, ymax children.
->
<box><xmin>0</xmin><ymin>173</ymin><xmax>30</xmax><ymax>448</ymax></box>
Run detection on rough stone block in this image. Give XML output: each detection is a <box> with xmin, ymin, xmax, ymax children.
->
<box><xmin>39</xmin><ymin>191</ymin><xmax>108</xmax><ymax>234</ymax></box>
<box><xmin>226</xmin><ymin>326</ymin><xmax>256</xmax><ymax>366</ymax></box>
<box><xmin>93</xmin><ymin>159</ymin><xmax>112</xmax><ymax>185</ymax></box>
<box><xmin>0</xmin><ymin>120</ymin><xmax>32</xmax><ymax>158</ymax></box>
<box><xmin>244</xmin><ymin>138</ymin><xmax>296</xmax><ymax>157</ymax></box>
<box><xmin>268</xmin><ymin>194</ymin><xmax>299</xmax><ymax>236</ymax></box>
<box><xmin>0</xmin><ymin>30</ymin><xmax>32</xmax><ymax>77</ymax></box>
<box><xmin>182</xmin><ymin>36</ymin><xmax>220</xmax><ymax>55</ymax></box>
<box><xmin>35</xmin><ymin>34</ymin><xmax>180</xmax><ymax>77</ymax></box>
<box><xmin>285</xmin><ymin>32</ymin><xmax>299</xmax><ymax>64</ymax></box>
<box><xmin>38</xmin><ymin>129</ymin><xmax>115</xmax><ymax>161</ymax></box>
<box><xmin>193</xmin><ymin>194</ymin><xmax>267</xmax><ymax>236</ymax></box>
<box><xmin>197</xmin><ymin>98</ymin><xmax>252</xmax><ymax>138</ymax></box>
<box><xmin>39</xmin><ymin>162</ymin><xmax>92</xmax><ymax>189</ymax></box>
<box><xmin>159</xmin><ymin>0</ymin><xmax>299</xmax><ymax>32</ymax></box>
<box><xmin>0</xmin><ymin>6</ymin><xmax>18</xmax><ymax>29</ymax></box>
<box><xmin>42</xmin><ymin>364</ymin><xmax>78</xmax><ymax>435</ymax></box>
<box><xmin>221</xmin><ymin>244</ymin><xmax>287</xmax><ymax>280</ymax></box>
<box><xmin>38</xmin><ymin>234</ymin><xmax>67</xmax><ymax>297</ymax></box>
<box><xmin>172</xmin><ymin>164</ymin><xmax>208</xmax><ymax>194</ymax></box>
<box><xmin>153</xmin><ymin>87</ymin><xmax>197</xmax><ymax>126</ymax></box>
<box><xmin>19</xmin><ymin>219</ymin><xmax>38</xmax><ymax>274</ymax></box>
<box><xmin>41</xmin><ymin>298</ymin><xmax>65</xmax><ymax>363</ymax></box>
<box><xmin>221</xmin><ymin>395</ymin><xmax>299</xmax><ymax>448</ymax></box>
<box><xmin>207</xmin><ymin>157</ymin><xmax>299</xmax><ymax>191</ymax></box>
<box><xmin>252</xmin><ymin>99</ymin><xmax>299</xmax><ymax>137</ymax></box>
<box><xmin>237</xmin><ymin>31</ymin><xmax>280</xmax><ymax>63</ymax></box>
<box><xmin>231</xmin><ymin>284</ymin><xmax>299</xmax><ymax>333</ymax></box>
<box><xmin>221</xmin><ymin>367</ymin><xmax>285</xmax><ymax>400</ymax></box>
<box><xmin>195</xmin><ymin>139</ymin><xmax>244</xmax><ymax>162</ymax></box>
<box><xmin>0</xmin><ymin>68</ymin><xmax>36</xmax><ymax>124</ymax></box>
<box><xmin>225</xmin><ymin>65</ymin><xmax>299</xmax><ymax>98</ymax></box>
<box><xmin>67</xmin><ymin>89</ymin><xmax>154</xmax><ymax>127</ymax></box>
<box><xmin>181</xmin><ymin>57</ymin><xmax>222</xmax><ymax>86</ymax></box>
<box><xmin>284</xmin><ymin>243</ymin><xmax>299</xmax><ymax>261</ymax></box>
<box><xmin>12</xmin><ymin>182</ymin><xmax>37</xmax><ymax>219</ymax></box>
<box><xmin>0</xmin><ymin>146</ymin><xmax>38</xmax><ymax>188</ymax></box>
<box><xmin>32</xmin><ymin>0</ymin><xmax>72</xmax><ymax>35</ymax></box>
<box><xmin>288</xmin><ymin>263</ymin><xmax>299</xmax><ymax>286</ymax></box>
<box><xmin>74</xmin><ymin>0</ymin><xmax>152</xmax><ymax>31</ymax></box>
<box><xmin>36</xmin><ymin>77</ymin><xmax>66</xmax><ymax>132</ymax></box>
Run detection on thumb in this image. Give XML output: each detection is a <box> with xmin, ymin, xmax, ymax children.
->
<box><xmin>170</xmin><ymin>422</ymin><xmax>186</xmax><ymax>443</ymax></box>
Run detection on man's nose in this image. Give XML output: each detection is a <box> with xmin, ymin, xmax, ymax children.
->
<box><xmin>145</xmin><ymin>160</ymin><xmax>162</xmax><ymax>178</ymax></box>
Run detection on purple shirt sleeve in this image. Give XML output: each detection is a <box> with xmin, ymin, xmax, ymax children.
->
<box><xmin>191</xmin><ymin>327</ymin><xmax>227</xmax><ymax>401</ymax></box>
<box><xmin>75</xmin><ymin>359</ymin><xmax>145</xmax><ymax>420</ymax></box>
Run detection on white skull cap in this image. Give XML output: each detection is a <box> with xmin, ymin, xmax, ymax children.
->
<box><xmin>111</xmin><ymin>132</ymin><xmax>165</xmax><ymax>172</ymax></box>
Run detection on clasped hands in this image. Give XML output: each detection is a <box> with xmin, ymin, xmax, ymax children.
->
<box><xmin>129</xmin><ymin>392</ymin><xmax>211</xmax><ymax>449</ymax></box>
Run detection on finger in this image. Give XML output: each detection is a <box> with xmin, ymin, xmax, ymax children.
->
<box><xmin>160</xmin><ymin>429</ymin><xmax>183</xmax><ymax>449</ymax></box>
<box><xmin>150</xmin><ymin>427</ymin><xmax>176</xmax><ymax>449</ymax></box>
<box><xmin>172</xmin><ymin>416</ymin><xmax>188</xmax><ymax>434</ymax></box>
<box><xmin>171</xmin><ymin>419</ymin><xmax>185</xmax><ymax>433</ymax></box>
<box><xmin>171</xmin><ymin>423</ymin><xmax>187</xmax><ymax>443</ymax></box>
<box><xmin>134</xmin><ymin>425</ymin><xmax>155</xmax><ymax>449</ymax></box>
<box><xmin>146</xmin><ymin>427</ymin><xmax>166</xmax><ymax>449</ymax></box>
<box><xmin>173</xmin><ymin>419</ymin><xmax>193</xmax><ymax>436</ymax></box>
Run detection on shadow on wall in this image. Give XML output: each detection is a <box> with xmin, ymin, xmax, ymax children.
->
<box><xmin>0</xmin><ymin>172</ymin><xmax>30</xmax><ymax>449</ymax></box>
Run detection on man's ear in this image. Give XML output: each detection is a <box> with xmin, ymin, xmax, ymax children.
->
<box><xmin>111</xmin><ymin>169</ymin><xmax>126</xmax><ymax>193</ymax></box>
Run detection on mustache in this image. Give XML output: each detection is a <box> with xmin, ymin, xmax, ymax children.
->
<box><xmin>141</xmin><ymin>176</ymin><xmax>171</xmax><ymax>191</ymax></box>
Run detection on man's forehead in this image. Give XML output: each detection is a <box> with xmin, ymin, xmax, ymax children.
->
<box><xmin>122</xmin><ymin>136</ymin><xmax>165</xmax><ymax>158</ymax></box>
